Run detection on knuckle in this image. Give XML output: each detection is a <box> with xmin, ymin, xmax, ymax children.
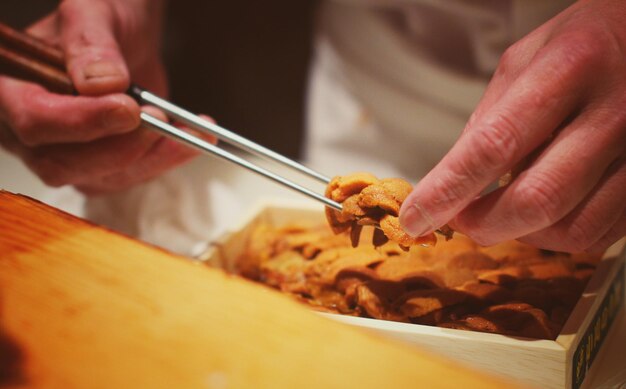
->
<box><xmin>471</xmin><ymin>112</ymin><xmax>523</xmax><ymax>170</ymax></box>
<box><xmin>429</xmin><ymin>172</ymin><xmax>470</xmax><ymax>212</ymax></box>
<box><xmin>497</xmin><ymin>45</ymin><xmax>517</xmax><ymax>73</ymax></box>
<box><xmin>493</xmin><ymin>41</ymin><xmax>526</xmax><ymax>80</ymax></box>
<box><xmin>513</xmin><ymin>172</ymin><xmax>564</xmax><ymax>228</ymax></box>
<box><xmin>448</xmin><ymin>156</ymin><xmax>482</xmax><ymax>190</ymax></box>
<box><xmin>549</xmin><ymin>32</ymin><xmax>605</xmax><ymax>78</ymax></box>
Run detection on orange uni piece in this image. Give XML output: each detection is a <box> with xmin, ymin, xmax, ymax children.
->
<box><xmin>325</xmin><ymin>173</ymin><xmax>439</xmax><ymax>249</ymax></box>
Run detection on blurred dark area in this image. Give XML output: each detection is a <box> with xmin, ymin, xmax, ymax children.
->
<box><xmin>0</xmin><ymin>0</ymin><xmax>316</xmax><ymax>159</ymax></box>
<box><xmin>0</xmin><ymin>323</ymin><xmax>26</xmax><ymax>386</ymax></box>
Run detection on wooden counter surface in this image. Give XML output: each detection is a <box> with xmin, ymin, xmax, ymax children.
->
<box><xmin>0</xmin><ymin>191</ymin><xmax>518</xmax><ymax>388</ymax></box>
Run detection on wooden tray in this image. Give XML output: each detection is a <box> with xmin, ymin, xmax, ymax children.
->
<box><xmin>201</xmin><ymin>200</ymin><xmax>626</xmax><ymax>389</ymax></box>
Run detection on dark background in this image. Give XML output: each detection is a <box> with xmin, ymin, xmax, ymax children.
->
<box><xmin>0</xmin><ymin>0</ymin><xmax>316</xmax><ymax>159</ymax></box>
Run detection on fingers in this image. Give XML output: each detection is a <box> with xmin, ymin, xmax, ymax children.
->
<box><xmin>451</xmin><ymin>108</ymin><xmax>625</xmax><ymax>245</ymax></box>
<box><xmin>3</xmin><ymin>124</ymin><xmax>160</xmax><ymax>188</ymax></box>
<box><xmin>0</xmin><ymin>2</ymin><xmax>142</xmax><ymax>146</ymax></box>
<box><xmin>26</xmin><ymin>13</ymin><xmax>61</xmax><ymax>45</ymax></box>
<box><xmin>466</xmin><ymin>26</ymin><xmax>550</xmax><ymax>119</ymax></box>
<box><xmin>58</xmin><ymin>0</ymin><xmax>130</xmax><ymax>95</ymax></box>
<box><xmin>0</xmin><ymin>106</ymin><xmax>209</xmax><ymax>192</ymax></box>
<box><xmin>75</xmin><ymin>137</ymin><xmax>199</xmax><ymax>195</ymax></box>
<box><xmin>516</xmin><ymin>158</ymin><xmax>626</xmax><ymax>252</ymax></box>
<box><xmin>0</xmin><ymin>77</ymin><xmax>140</xmax><ymax>145</ymax></box>
<box><xmin>74</xmin><ymin>108</ymin><xmax>206</xmax><ymax>194</ymax></box>
<box><xmin>0</xmin><ymin>1</ymin><xmax>189</xmax><ymax>195</ymax></box>
<box><xmin>399</xmin><ymin>35</ymin><xmax>600</xmax><ymax>238</ymax></box>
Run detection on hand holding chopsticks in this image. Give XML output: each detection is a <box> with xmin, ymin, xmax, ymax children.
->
<box><xmin>0</xmin><ymin>21</ymin><xmax>342</xmax><ymax>211</ymax></box>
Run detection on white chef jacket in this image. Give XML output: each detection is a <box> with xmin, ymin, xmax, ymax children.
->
<box><xmin>2</xmin><ymin>0</ymin><xmax>574</xmax><ymax>255</ymax></box>
<box><xmin>304</xmin><ymin>0</ymin><xmax>573</xmax><ymax>179</ymax></box>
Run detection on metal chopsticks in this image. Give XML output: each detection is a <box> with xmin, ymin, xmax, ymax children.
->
<box><xmin>129</xmin><ymin>86</ymin><xmax>331</xmax><ymax>183</ymax></box>
<box><xmin>0</xmin><ymin>22</ymin><xmax>342</xmax><ymax>211</ymax></box>
<box><xmin>139</xmin><ymin>112</ymin><xmax>341</xmax><ymax>210</ymax></box>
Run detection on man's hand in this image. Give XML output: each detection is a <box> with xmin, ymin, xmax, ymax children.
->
<box><xmin>0</xmin><ymin>0</ymin><xmax>208</xmax><ymax>194</ymax></box>
<box><xmin>400</xmin><ymin>0</ymin><xmax>626</xmax><ymax>253</ymax></box>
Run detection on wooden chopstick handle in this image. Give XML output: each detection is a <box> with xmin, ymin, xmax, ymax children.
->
<box><xmin>0</xmin><ymin>22</ymin><xmax>73</xmax><ymax>94</ymax></box>
<box><xmin>0</xmin><ymin>44</ymin><xmax>74</xmax><ymax>94</ymax></box>
<box><xmin>0</xmin><ymin>22</ymin><xmax>65</xmax><ymax>69</ymax></box>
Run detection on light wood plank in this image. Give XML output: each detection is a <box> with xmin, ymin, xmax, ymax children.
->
<box><xmin>0</xmin><ymin>191</ymin><xmax>515</xmax><ymax>389</ymax></box>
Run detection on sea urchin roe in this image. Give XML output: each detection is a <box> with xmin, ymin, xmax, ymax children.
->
<box><xmin>234</xmin><ymin>221</ymin><xmax>603</xmax><ymax>340</ymax></box>
<box><xmin>325</xmin><ymin>173</ymin><xmax>438</xmax><ymax>248</ymax></box>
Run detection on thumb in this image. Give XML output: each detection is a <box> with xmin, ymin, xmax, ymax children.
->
<box><xmin>59</xmin><ymin>0</ymin><xmax>130</xmax><ymax>96</ymax></box>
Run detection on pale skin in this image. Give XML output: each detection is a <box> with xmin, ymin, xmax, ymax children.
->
<box><xmin>0</xmin><ymin>0</ymin><xmax>624</xmax><ymax>253</ymax></box>
<box><xmin>399</xmin><ymin>0</ymin><xmax>626</xmax><ymax>254</ymax></box>
<box><xmin>0</xmin><ymin>0</ymin><xmax>213</xmax><ymax>194</ymax></box>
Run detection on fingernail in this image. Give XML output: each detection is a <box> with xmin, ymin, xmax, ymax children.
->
<box><xmin>104</xmin><ymin>106</ymin><xmax>137</xmax><ymax>131</ymax></box>
<box><xmin>399</xmin><ymin>203</ymin><xmax>434</xmax><ymax>237</ymax></box>
<box><xmin>82</xmin><ymin>61</ymin><xmax>125</xmax><ymax>81</ymax></box>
